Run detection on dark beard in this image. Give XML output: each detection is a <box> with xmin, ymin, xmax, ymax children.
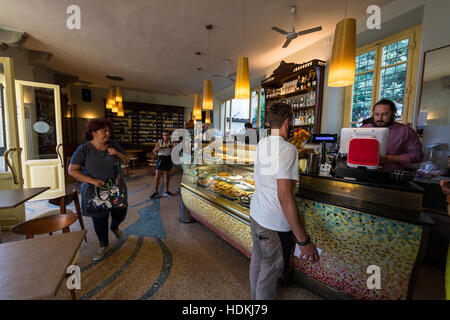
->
<box><xmin>374</xmin><ymin>117</ymin><xmax>395</xmax><ymax>127</ymax></box>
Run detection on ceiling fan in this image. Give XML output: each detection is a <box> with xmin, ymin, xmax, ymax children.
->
<box><xmin>212</xmin><ymin>59</ymin><xmax>236</xmax><ymax>82</ymax></box>
<box><xmin>271</xmin><ymin>6</ymin><xmax>322</xmax><ymax>48</ymax></box>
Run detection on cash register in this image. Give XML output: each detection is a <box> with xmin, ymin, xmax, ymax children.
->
<box><xmin>335</xmin><ymin>127</ymin><xmax>390</xmax><ymax>181</ymax></box>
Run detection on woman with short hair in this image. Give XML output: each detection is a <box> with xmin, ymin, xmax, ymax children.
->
<box><xmin>69</xmin><ymin>118</ymin><xmax>129</xmax><ymax>261</ymax></box>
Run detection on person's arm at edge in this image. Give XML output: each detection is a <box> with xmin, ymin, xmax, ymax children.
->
<box><xmin>278</xmin><ymin>179</ymin><xmax>319</xmax><ymax>262</ymax></box>
<box><xmin>69</xmin><ymin>163</ymin><xmax>105</xmax><ymax>187</ymax></box>
<box><xmin>152</xmin><ymin>140</ymin><xmax>160</xmax><ymax>154</ymax></box>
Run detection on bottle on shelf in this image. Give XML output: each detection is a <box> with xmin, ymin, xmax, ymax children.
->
<box><xmin>296</xmin><ymin>76</ymin><xmax>301</xmax><ymax>91</ymax></box>
<box><xmin>312</xmin><ymin>71</ymin><xmax>317</xmax><ymax>87</ymax></box>
<box><xmin>307</xmin><ymin>72</ymin><xmax>312</xmax><ymax>88</ymax></box>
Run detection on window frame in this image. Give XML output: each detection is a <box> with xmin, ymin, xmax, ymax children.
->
<box><xmin>219</xmin><ymin>86</ymin><xmax>262</xmax><ymax>135</ymax></box>
<box><xmin>344</xmin><ymin>25</ymin><xmax>422</xmax><ymax>128</ymax></box>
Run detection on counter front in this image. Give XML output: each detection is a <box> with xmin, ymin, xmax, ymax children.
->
<box><xmin>180</xmin><ymin>156</ymin><xmax>433</xmax><ymax>300</ymax></box>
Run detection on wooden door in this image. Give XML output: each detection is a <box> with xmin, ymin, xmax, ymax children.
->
<box><xmin>15</xmin><ymin>80</ymin><xmax>65</xmax><ymax>201</ymax></box>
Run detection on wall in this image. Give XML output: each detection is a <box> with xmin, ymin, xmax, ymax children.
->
<box><xmin>1</xmin><ymin>46</ymin><xmax>35</xmax><ymax>81</ymax></box>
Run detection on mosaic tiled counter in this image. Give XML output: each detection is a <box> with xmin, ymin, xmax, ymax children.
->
<box><xmin>293</xmin><ymin>174</ymin><xmax>433</xmax><ymax>300</ymax></box>
<box><xmin>180</xmin><ymin>185</ymin><xmax>252</xmax><ymax>258</ymax></box>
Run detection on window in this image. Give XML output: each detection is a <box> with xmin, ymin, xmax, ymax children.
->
<box><xmin>344</xmin><ymin>26</ymin><xmax>421</xmax><ymax>128</ymax></box>
<box><xmin>220</xmin><ymin>87</ymin><xmax>264</xmax><ymax>135</ymax></box>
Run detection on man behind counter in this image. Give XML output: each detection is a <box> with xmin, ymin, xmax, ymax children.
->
<box><xmin>362</xmin><ymin>99</ymin><xmax>424</xmax><ymax>171</ymax></box>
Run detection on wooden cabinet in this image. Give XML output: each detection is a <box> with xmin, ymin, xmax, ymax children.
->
<box><xmin>105</xmin><ymin>101</ymin><xmax>184</xmax><ymax>149</ymax></box>
<box><xmin>261</xmin><ymin>59</ymin><xmax>326</xmax><ymax>134</ymax></box>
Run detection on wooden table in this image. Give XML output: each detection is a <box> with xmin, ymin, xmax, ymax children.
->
<box><xmin>0</xmin><ymin>230</ymin><xmax>87</xmax><ymax>300</ymax></box>
<box><xmin>0</xmin><ymin>187</ymin><xmax>50</xmax><ymax>209</ymax></box>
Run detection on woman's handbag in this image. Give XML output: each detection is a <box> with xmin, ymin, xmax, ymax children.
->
<box><xmin>87</xmin><ymin>162</ymin><xmax>127</xmax><ymax>212</ymax></box>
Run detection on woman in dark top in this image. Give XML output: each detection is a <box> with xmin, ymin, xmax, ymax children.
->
<box><xmin>69</xmin><ymin>118</ymin><xmax>130</xmax><ymax>261</ymax></box>
<box><xmin>149</xmin><ymin>131</ymin><xmax>174</xmax><ymax>199</ymax></box>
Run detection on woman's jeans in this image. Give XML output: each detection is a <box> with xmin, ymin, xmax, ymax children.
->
<box><xmin>91</xmin><ymin>207</ymin><xmax>127</xmax><ymax>247</ymax></box>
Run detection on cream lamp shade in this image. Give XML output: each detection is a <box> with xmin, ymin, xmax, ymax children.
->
<box><xmin>107</xmin><ymin>87</ymin><xmax>116</xmax><ymax>105</ymax></box>
<box><xmin>194</xmin><ymin>113</ymin><xmax>202</xmax><ymax>120</ymax></box>
<box><xmin>111</xmin><ymin>103</ymin><xmax>119</xmax><ymax>113</ymax></box>
<box><xmin>205</xmin><ymin>110</ymin><xmax>211</xmax><ymax>124</ymax></box>
<box><xmin>235</xmin><ymin>57</ymin><xmax>250</xmax><ymax>99</ymax></box>
<box><xmin>106</xmin><ymin>102</ymin><xmax>113</xmax><ymax>109</ymax></box>
<box><xmin>193</xmin><ymin>93</ymin><xmax>202</xmax><ymax>116</ymax></box>
<box><xmin>202</xmin><ymin>80</ymin><xmax>213</xmax><ymax>110</ymax></box>
<box><xmin>328</xmin><ymin>18</ymin><xmax>356</xmax><ymax>87</ymax></box>
<box><xmin>115</xmin><ymin>86</ymin><xmax>123</xmax><ymax>103</ymax></box>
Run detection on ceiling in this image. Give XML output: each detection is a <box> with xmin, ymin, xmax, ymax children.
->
<box><xmin>0</xmin><ymin>0</ymin><xmax>394</xmax><ymax>96</ymax></box>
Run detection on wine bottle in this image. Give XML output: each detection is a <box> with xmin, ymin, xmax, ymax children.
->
<box><xmin>307</xmin><ymin>73</ymin><xmax>312</xmax><ymax>88</ymax></box>
<box><xmin>296</xmin><ymin>76</ymin><xmax>301</xmax><ymax>91</ymax></box>
<box><xmin>312</xmin><ymin>72</ymin><xmax>317</xmax><ymax>86</ymax></box>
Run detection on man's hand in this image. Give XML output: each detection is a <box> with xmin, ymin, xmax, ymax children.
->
<box><xmin>108</xmin><ymin>148</ymin><xmax>117</xmax><ymax>156</ymax></box>
<box><xmin>91</xmin><ymin>179</ymin><xmax>105</xmax><ymax>187</ymax></box>
<box><xmin>298</xmin><ymin>242</ymin><xmax>320</xmax><ymax>263</ymax></box>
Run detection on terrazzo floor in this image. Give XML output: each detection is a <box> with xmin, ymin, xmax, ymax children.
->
<box><xmin>1</xmin><ymin>167</ymin><xmax>445</xmax><ymax>300</ymax></box>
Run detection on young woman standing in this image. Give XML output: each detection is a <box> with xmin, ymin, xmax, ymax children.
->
<box><xmin>150</xmin><ymin>131</ymin><xmax>174</xmax><ymax>199</ymax></box>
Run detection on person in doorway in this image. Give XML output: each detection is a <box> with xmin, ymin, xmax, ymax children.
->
<box><xmin>69</xmin><ymin>118</ymin><xmax>130</xmax><ymax>261</ymax></box>
<box><xmin>249</xmin><ymin>103</ymin><xmax>319</xmax><ymax>300</ymax></box>
<box><xmin>150</xmin><ymin>131</ymin><xmax>174</xmax><ymax>199</ymax></box>
<box><xmin>362</xmin><ymin>99</ymin><xmax>424</xmax><ymax>171</ymax></box>
<box><xmin>244</xmin><ymin>122</ymin><xmax>259</xmax><ymax>145</ymax></box>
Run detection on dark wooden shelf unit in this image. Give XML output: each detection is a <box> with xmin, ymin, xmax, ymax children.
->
<box><xmin>105</xmin><ymin>101</ymin><xmax>184</xmax><ymax>151</ymax></box>
<box><xmin>261</xmin><ymin>59</ymin><xmax>326</xmax><ymax>134</ymax></box>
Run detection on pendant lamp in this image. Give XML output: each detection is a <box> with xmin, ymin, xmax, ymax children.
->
<box><xmin>328</xmin><ymin>18</ymin><xmax>356</xmax><ymax>87</ymax></box>
<box><xmin>235</xmin><ymin>56</ymin><xmax>250</xmax><ymax>99</ymax></box>
<box><xmin>202</xmin><ymin>80</ymin><xmax>213</xmax><ymax>110</ymax></box>
<box><xmin>106</xmin><ymin>101</ymin><xmax>113</xmax><ymax>109</ymax></box>
<box><xmin>115</xmin><ymin>86</ymin><xmax>123</xmax><ymax>103</ymax></box>
<box><xmin>117</xmin><ymin>102</ymin><xmax>124</xmax><ymax>117</ymax></box>
<box><xmin>107</xmin><ymin>87</ymin><xmax>116</xmax><ymax>105</ymax></box>
<box><xmin>193</xmin><ymin>93</ymin><xmax>202</xmax><ymax>117</ymax></box>
<box><xmin>205</xmin><ymin>110</ymin><xmax>211</xmax><ymax>124</ymax></box>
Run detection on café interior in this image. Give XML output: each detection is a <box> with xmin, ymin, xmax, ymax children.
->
<box><xmin>0</xmin><ymin>0</ymin><xmax>449</xmax><ymax>300</ymax></box>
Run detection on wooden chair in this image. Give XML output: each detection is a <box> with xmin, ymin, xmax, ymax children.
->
<box><xmin>11</xmin><ymin>214</ymin><xmax>80</xmax><ymax>300</ymax></box>
<box><xmin>33</xmin><ymin>191</ymin><xmax>86</xmax><ymax>242</ymax></box>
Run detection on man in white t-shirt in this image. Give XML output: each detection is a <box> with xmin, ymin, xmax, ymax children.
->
<box><xmin>249</xmin><ymin>103</ymin><xmax>319</xmax><ymax>300</ymax></box>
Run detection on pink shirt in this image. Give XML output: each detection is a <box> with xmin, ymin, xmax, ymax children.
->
<box><xmin>362</xmin><ymin>122</ymin><xmax>424</xmax><ymax>171</ymax></box>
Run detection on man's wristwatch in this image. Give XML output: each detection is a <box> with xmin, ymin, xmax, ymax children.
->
<box><xmin>296</xmin><ymin>235</ymin><xmax>310</xmax><ymax>246</ymax></box>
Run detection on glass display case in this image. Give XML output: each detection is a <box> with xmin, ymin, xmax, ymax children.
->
<box><xmin>181</xmin><ymin>163</ymin><xmax>255</xmax><ymax>220</ymax></box>
<box><xmin>180</xmin><ymin>143</ymin><xmax>256</xmax><ymax>257</ymax></box>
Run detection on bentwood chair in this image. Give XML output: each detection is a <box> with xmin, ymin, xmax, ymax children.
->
<box><xmin>11</xmin><ymin>214</ymin><xmax>80</xmax><ymax>300</ymax></box>
<box><xmin>32</xmin><ymin>191</ymin><xmax>87</xmax><ymax>242</ymax></box>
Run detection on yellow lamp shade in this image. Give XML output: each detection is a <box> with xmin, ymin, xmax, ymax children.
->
<box><xmin>117</xmin><ymin>102</ymin><xmax>124</xmax><ymax>116</ymax></box>
<box><xmin>108</xmin><ymin>87</ymin><xmax>116</xmax><ymax>105</ymax></box>
<box><xmin>328</xmin><ymin>18</ymin><xmax>356</xmax><ymax>87</ymax></box>
<box><xmin>202</xmin><ymin>80</ymin><xmax>213</xmax><ymax>110</ymax></box>
<box><xmin>106</xmin><ymin>102</ymin><xmax>113</xmax><ymax>110</ymax></box>
<box><xmin>235</xmin><ymin>57</ymin><xmax>250</xmax><ymax>99</ymax></box>
<box><xmin>111</xmin><ymin>103</ymin><xmax>119</xmax><ymax>113</ymax></box>
<box><xmin>115</xmin><ymin>86</ymin><xmax>123</xmax><ymax>103</ymax></box>
<box><xmin>193</xmin><ymin>93</ymin><xmax>202</xmax><ymax>116</ymax></box>
<box><xmin>205</xmin><ymin>111</ymin><xmax>211</xmax><ymax>124</ymax></box>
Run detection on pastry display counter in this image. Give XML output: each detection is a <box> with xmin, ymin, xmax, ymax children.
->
<box><xmin>181</xmin><ymin>163</ymin><xmax>254</xmax><ymax>257</ymax></box>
